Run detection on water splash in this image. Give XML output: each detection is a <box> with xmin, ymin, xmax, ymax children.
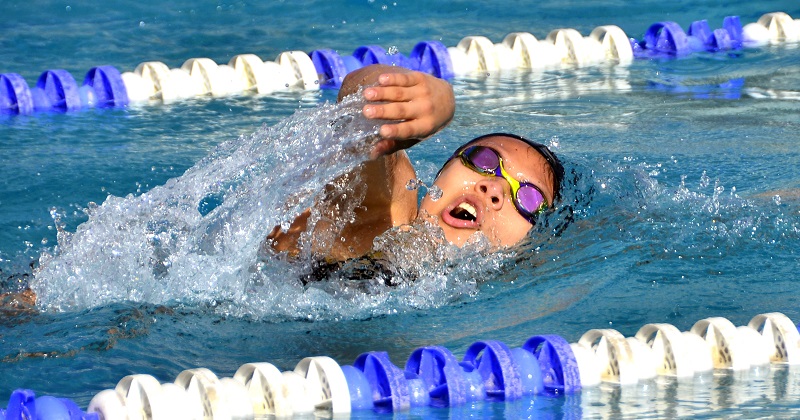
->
<box><xmin>31</xmin><ymin>93</ymin><xmax>483</xmax><ymax>319</ymax></box>
<box><xmin>33</xmin><ymin>93</ymin><xmax>380</xmax><ymax>310</ymax></box>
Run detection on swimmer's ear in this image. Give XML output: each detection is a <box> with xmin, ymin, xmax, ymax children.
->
<box><xmin>337</xmin><ymin>64</ymin><xmax>412</xmax><ymax>102</ymax></box>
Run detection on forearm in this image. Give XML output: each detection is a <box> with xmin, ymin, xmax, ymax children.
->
<box><xmin>359</xmin><ymin>151</ymin><xmax>418</xmax><ymax>225</ymax></box>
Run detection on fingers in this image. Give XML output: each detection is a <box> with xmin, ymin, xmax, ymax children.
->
<box><xmin>356</xmin><ymin>68</ymin><xmax>454</xmax><ymax>154</ymax></box>
<box><xmin>363</xmin><ymin>83</ymin><xmax>427</xmax><ymax>103</ymax></box>
<box><xmin>363</xmin><ymin>100</ymin><xmax>431</xmax><ymax>121</ymax></box>
<box><xmin>378</xmin><ymin>117</ymin><xmax>437</xmax><ymax>141</ymax></box>
<box><xmin>363</xmin><ymin>71</ymin><xmax>428</xmax><ymax>100</ymax></box>
<box><xmin>378</xmin><ymin>71</ymin><xmax>423</xmax><ymax>88</ymax></box>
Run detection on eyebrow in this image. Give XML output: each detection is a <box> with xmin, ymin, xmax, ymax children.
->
<box><xmin>508</xmin><ymin>146</ymin><xmax>556</xmax><ymax>201</ymax></box>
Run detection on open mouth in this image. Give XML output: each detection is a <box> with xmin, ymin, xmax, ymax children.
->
<box><xmin>441</xmin><ymin>196</ymin><xmax>482</xmax><ymax>229</ymax></box>
<box><xmin>449</xmin><ymin>202</ymin><xmax>477</xmax><ymax>222</ymax></box>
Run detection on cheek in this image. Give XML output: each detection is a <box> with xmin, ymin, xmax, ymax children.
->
<box><xmin>486</xmin><ymin>209</ymin><xmax>532</xmax><ymax>246</ymax></box>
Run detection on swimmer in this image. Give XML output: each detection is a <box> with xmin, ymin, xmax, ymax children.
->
<box><xmin>267</xmin><ymin>64</ymin><xmax>564</xmax><ymax>264</ymax></box>
<box><xmin>2</xmin><ymin>65</ymin><xmax>564</xmax><ymax>308</ymax></box>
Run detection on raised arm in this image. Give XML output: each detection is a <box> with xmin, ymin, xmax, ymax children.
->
<box><xmin>267</xmin><ymin>65</ymin><xmax>454</xmax><ymax>261</ymax></box>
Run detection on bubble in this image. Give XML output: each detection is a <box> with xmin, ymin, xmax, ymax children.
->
<box><xmin>406</xmin><ymin>178</ymin><xmax>420</xmax><ymax>190</ymax></box>
<box><xmin>773</xmin><ymin>195</ymin><xmax>782</xmax><ymax>206</ymax></box>
<box><xmin>387</xmin><ymin>46</ymin><xmax>399</xmax><ymax>55</ymax></box>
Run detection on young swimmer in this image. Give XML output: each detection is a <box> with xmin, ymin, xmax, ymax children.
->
<box><xmin>267</xmin><ymin>64</ymin><xmax>564</xmax><ymax>265</ymax></box>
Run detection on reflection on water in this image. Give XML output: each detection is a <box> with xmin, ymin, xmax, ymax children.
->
<box><xmin>390</xmin><ymin>366</ymin><xmax>800</xmax><ymax>419</ymax></box>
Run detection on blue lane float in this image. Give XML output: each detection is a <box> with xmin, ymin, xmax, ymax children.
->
<box><xmin>1</xmin><ymin>389</ymin><xmax>97</xmax><ymax>420</ymax></box>
<box><xmin>633</xmin><ymin>16</ymin><xmax>744</xmax><ymax>57</ymax></box>
<box><xmin>32</xmin><ymin>69</ymin><xmax>81</xmax><ymax>112</ymax></box>
<box><xmin>0</xmin><ymin>66</ymin><xmax>128</xmax><ymax>115</ymax></box>
<box><xmin>3</xmin><ymin>311</ymin><xmax>800</xmax><ymax>419</ymax></box>
<box><xmin>83</xmin><ymin>66</ymin><xmax>129</xmax><ymax>108</ymax></box>
<box><xmin>0</xmin><ymin>11</ymin><xmax>797</xmax><ymax>117</ymax></box>
<box><xmin>523</xmin><ymin>334</ymin><xmax>581</xmax><ymax>395</ymax></box>
<box><xmin>0</xmin><ymin>73</ymin><xmax>34</xmax><ymax>115</ymax></box>
<box><xmin>310</xmin><ymin>41</ymin><xmax>452</xmax><ymax>88</ymax></box>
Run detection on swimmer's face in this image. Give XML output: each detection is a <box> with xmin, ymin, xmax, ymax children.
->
<box><xmin>419</xmin><ymin>135</ymin><xmax>557</xmax><ymax>247</ymax></box>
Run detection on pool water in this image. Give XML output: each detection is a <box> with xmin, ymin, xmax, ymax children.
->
<box><xmin>1</xmin><ymin>0</ymin><xmax>800</xmax><ymax>418</ymax></box>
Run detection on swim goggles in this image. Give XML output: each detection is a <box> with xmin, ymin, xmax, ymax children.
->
<box><xmin>452</xmin><ymin>145</ymin><xmax>549</xmax><ymax>224</ymax></box>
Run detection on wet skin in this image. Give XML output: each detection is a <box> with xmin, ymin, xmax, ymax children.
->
<box><xmin>268</xmin><ymin>65</ymin><xmax>558</xmax><ymax>260</ymax></box>
<box><xmin>420</xmin><ymin>135</ymin><xmax>557</xmax><ymax>247</ymax></box>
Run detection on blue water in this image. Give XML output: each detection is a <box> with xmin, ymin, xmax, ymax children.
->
<box><xmin>1</xmin><ymin>0</ymin><xmax>800</xmax><ymax>418</ymax></box>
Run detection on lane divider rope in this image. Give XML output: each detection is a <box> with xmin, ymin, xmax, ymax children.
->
<box><xmin>2</xmin><ymin>311</ymin><xmax>799</xmax><ymax>419</ymax></box>
<box><xmin>0</xmin><ymin>12</ymin><xmax>797</xmax><ymax>116</ymax></box>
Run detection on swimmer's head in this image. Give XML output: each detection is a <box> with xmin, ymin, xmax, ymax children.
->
<box><xmin>420</xmin><ymin>133</ymin><xmax>564</xmax><ymax>247</ymax></box>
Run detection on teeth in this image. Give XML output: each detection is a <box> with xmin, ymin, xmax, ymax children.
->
<box><xmin>451</xmin><ymin>202</ymin><xmax>477</xmax><ymax>221</ymax></box>
<box><xmin>457</xmin><ymin>202</ymin><xmax>477</xmax><ymax>217</ymax></box>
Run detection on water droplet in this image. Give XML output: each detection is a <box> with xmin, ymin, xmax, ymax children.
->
<box><xmin>405</xmin><ymin>178</ymin><xmax>419</xmax><ymax>190</ymax></box>
<box><xmin>699</xmin><ymin>171</ymin><xmax>709</xmax><ymax>188</ymax></box>
<box><xmin>387</xmin><ymin>46</ymin><xmax>399</xmax><ymax>55</ymax></box>
<box><xmin>428</xmin><ymin>185</ymin><xmax>443</xmax><ymax>201</ymax></box>
<box><xmin>773</xmin><ymin>195</ymin><xmax>782</xmax><ymax>206</ymax></box>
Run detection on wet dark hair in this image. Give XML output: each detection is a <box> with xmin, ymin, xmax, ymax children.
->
<box><xmin>439</xmin><ymin>132</ymin><xmax>565</xmax><ymax>201</ymax></box>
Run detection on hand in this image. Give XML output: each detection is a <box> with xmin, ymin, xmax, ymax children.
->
<box><xmin>338</xmin><ymin>64</ymin><xmax>455</xmax><ymax>159</ymax></box>
<box><xmin>362</xmin><ymin>70</ymin><xmax>455</xmax><ymax>157</ymax></box>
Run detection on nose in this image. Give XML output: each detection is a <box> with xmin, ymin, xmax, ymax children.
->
<box><xmin>475</xmin><ymin>178</ymin><xmax>506</xmax><ymax>211</ymax></box>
